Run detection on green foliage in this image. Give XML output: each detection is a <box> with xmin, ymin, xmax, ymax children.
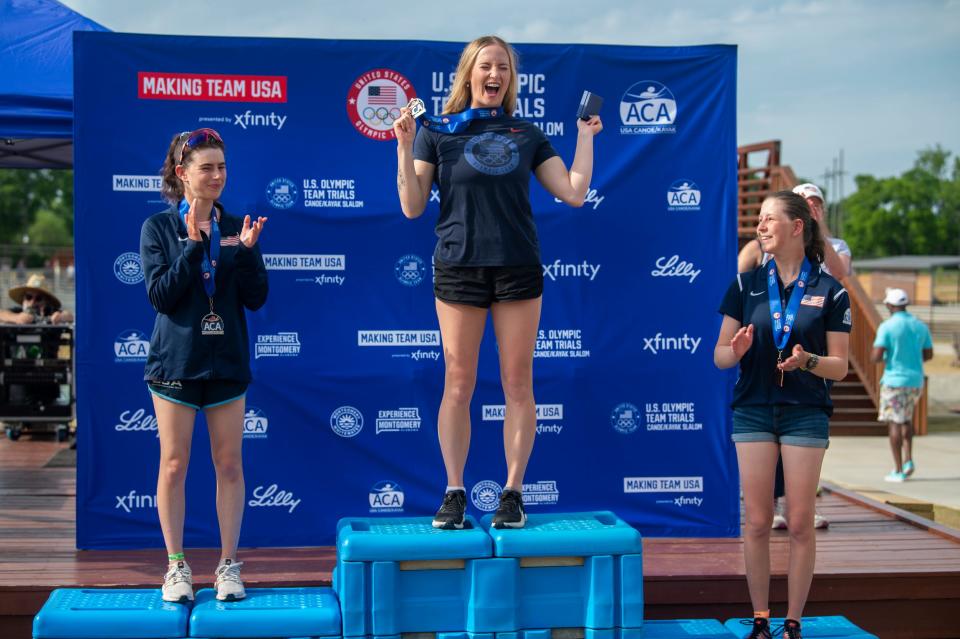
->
<box><xmin>843</xmin><ymin>147</ymin><xmax>960</xmax><ymax>257</ymax></box>
<box><xmin>0</xmin><ymin>168</ymin><xmax>73</xmax><ymax>247</ymax></box>
<box><xmin>27</xmin><ymin>209</ymin><xmax>72</xmax><ymax>247</ymax></box>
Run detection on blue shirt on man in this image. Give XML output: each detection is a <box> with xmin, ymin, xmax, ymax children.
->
<box><xmin>719</xmin><ymin>263</ymin><xmax>852</xmax><ymax>414</ymax></box>
<box><xmin>874</xmin><ymin>311</ymin><xmax>932</xmax><ymax>388</ymax></box>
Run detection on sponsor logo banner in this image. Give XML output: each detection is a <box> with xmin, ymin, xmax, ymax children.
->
<box><xmin>331</xmin><ymin>406</ymin><xmax>363</xmax><ymax>438</ymax></box>
<box><xmin>255</xmin><ymin>332</ymin><xmax>302</xmax><ymax>359</ymax></box>
<box><xmin>643</xmin><ymin>402</ymin><xmax>703</xmax><ymax>432</ymax></box>
<box><xmin>642</xmin><ymin>333</ymin><xmax>702</xmax><ymax>355</ymax></box>
<box><xmin>114</xmin><ymin>329</ymin><xmax>149</xmax><ymax>362</ymax></box>
<box><xmin>522</xmin><ymin>480</ymin><xmax>559</xmax><ymax>506</ymax></box>
<box><xmin>243</xmin><ymin>407</ymin><xmax>269</xmax><ymax>439</ymax></box>
<box><xmin>375</xmin><ymin>407</ymin><xmax>422</xmax><ymax>434</ymax></box>
<box><xmin>115</xmin><ymin>490</ymin><xmax>156</xmax><ymax>513</ymax></box>
<box><xmin>369</xmin><ymin>480</ymin><xmax>404</xmax><ymax>513</ymax></box>
<box><xmin>623</xmin><ymin>476</ymin><xmax>704</xmax><ymax>493</ymax></box>
<box><xmin>114</xmin><ymin>252</ymin><xmax>144</xmax><ymax>284</ymax></box>
<box><xmin>114</xmin><ymin>408</ymin><xmax>158</xmax><ymax>435</ymax></box>
<box><xmin>471</xmin><ymin>480</ymin><xmax>503</xmax><ymax>512</ymax></box>
<box><xmin>651</xmin><ymin>255</ymin><xmax>701</xmax><ymax>283</ymax></box>
<box><xmin>248</xmin><ymin>484</ymin><xmax>301</xmax><ymax>513</ymax></box>
<box><xmin>113</xmin><ymin>175</ymin><xmax>162</xmax><ymax>192</ymax></box>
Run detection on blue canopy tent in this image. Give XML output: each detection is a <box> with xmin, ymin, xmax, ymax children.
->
<box><xmin>0</xmin><ymin>0</ymin><xmax>108</xmax><ymax>168</ymax></box>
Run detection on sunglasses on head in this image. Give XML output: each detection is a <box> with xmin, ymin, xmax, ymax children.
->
<box><xmin>176</xmin><ymin>128</ymin><xmax>223</xmax><ymax>165</ymax></box>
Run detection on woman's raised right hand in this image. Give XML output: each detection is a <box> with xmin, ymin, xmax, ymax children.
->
<box><xmin>184</xmin><ymin>198</ymin><xmax>202</xmax><ymax>241</ymax></box>
<box><xmin>393</xmin><ymin>106</ymin><xmax>416</xmax><ymax>149</ymax></box>
<box><xmin>730</xmin><ymin>323</ymin><xmax>754</xmax><ymax>360</ymax></box>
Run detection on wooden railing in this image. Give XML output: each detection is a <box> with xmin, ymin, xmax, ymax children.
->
<box><xmin>737</xmin><ymin>140</ymin><xmax>929</xmax><ymax>434</ymax></box>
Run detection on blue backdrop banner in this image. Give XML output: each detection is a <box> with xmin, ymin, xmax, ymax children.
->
<box><xmin>74</xmin><ymin>32</ymin><xmax>739</xmax><ymax>549</ymax></box>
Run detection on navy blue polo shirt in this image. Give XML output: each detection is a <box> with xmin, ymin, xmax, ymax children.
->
<box><xmin>413</xmin><ymin>115</ymin><xmax>558</xmax><ymax>266</ymax></box>
<box><xmin>718</xmin><ymin>263</ymin><xmax>852</xmax><ymax>413</ymax></box>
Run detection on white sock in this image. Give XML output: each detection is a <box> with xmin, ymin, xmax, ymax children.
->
<box><xmin>446</xmin><ymin>486</ymin><xmax>465</xmax><ymax>493</ymax></box>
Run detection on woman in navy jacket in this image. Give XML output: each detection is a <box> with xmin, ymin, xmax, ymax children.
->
<box><xmin>139</xmin><ymin>128</ymin><xmax>267</xmax><ymax>604</ymax></box>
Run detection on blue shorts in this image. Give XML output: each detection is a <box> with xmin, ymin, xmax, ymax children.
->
<box><xmin>148</xmin><ymin>379</ymin><xmax>247</xmax><ymax>411</ymax></box>
<box><xmin>732</xmin><ymin>405</ymin><xmax>829</xmax><ymax>449</ymax></box>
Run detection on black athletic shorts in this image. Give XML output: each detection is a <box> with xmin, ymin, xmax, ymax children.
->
<box><xmin>433</xmin><ymin>261</ymin><xmax>543</xmax><ymax>308</ymax></box>
<box><xmin>147</xmin><ymin>379</ymin><xmax>248</xmax><ymax>410</ymax></box>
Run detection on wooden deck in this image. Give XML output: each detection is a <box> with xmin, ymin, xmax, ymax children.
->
<box><xmin>1</xmin><ymin>439</ymin><xmax>959</xmax><ymax>638</ymax></box>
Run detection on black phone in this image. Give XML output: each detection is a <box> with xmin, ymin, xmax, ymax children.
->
<box><xmin>576</xmin><ymin>90</ymin><xmax>604</xmax><ymax>120</ymax></box>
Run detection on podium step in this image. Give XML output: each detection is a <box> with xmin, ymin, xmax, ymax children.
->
<box><xmin>188</xmin><ymin>587</ymin><xmax>341</xmax><ymax>638</ymax></box>
<box><xmin>724</xmin><ymin>616</ymin><xmax>877</xmax><ymax>638</ymax></box>
<box><xmin>32</xmin><ymin>588</ymin><xmax>189</xmax><ymax>639</ymax></box>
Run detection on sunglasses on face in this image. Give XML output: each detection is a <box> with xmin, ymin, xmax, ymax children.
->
<box><xmin>176</xmin><ymin>128</ymin><xmax>223</xmax><ymax>165</ymax></box>
<box><xmin>23</xmin><ymin>293</ymin><xmax>46</xmax><ymax>303</ymax></box>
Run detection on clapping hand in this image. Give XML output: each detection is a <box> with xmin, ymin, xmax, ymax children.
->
<box><xmin>240</xmin><ymin>215</ymin><xmax>268</xmax><ymax>248</ymax></box>
<box><xmin>778</xmin><ymin>343</ymin><xmax>808</xmax><ymax>372</ymax></box>
<box><xmin>730</xmin><ymin>323</ymin><xmax>754</xmax><ymax>360</ymax></box>
<box><xmin>184</xmin><ymin>198</ymin><xmax>202</xmax><ymax>241</ymax></box>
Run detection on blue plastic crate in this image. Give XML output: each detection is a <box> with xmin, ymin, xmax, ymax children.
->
<box><xmin>188</xmin><ymin>587</ymin><xmax>341</xmax><ymax>638</ymax></box>
<box><xmin>724</xmin><ymin>617</ymin><xmax>877</xmax><ymax>638</ymax></box>
<box><xmin>496</xmin><ymin>623</ymin><xmax>732</xmax><ymax>639</ymax></box>
<box><xmin>335</xmin><ymin>516</ymin><xmax>507</xmax><ymax>637</ymax></box>
<box><xmin>481</xmin><ymin>512</ymin><xmax>643</xmax><ymax>632</ymax></box>
<box><xmin>32</xmin><ymin>588</ymin><xmax>190</xmax><ymax>639</ymax></box>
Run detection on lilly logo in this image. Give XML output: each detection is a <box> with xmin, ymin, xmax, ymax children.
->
<box><xmin>620</xmin><ymin>81</ymin><xmax>677</xmax><ymax>134</ymax></box>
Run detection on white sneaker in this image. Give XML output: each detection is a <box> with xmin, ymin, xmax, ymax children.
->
<box><xmin>214</xmin><ymin>559</ymin><xmax>246</xmax><ymax>601</ymax></box>
<box><xmin>884</xmin><ymin>470</ymin><xmax>906</xmax><ymax>483</ymax></box>
<box><xmin>771</xmin><ymin>498</ymin><xmax>788</xmax><ymax>529</ymax></box>
<box><xmin>162</xmin><ymin>560</ymin><xmax>194</xmax><ymax>603</ymax></box>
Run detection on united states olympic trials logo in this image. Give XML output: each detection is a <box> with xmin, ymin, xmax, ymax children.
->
<box><xmin>266</xmin><ymin>177</ymin><xmax>298</xmax><ymax>209</ymax></box>
<box><xmin>114</xmin><ymin>252</ymin><xmax>144</xmax><ymax>284</ymax></box>
<box><xmin>394</xmin><ymin>254</ymin><xmax>426</xmax><ymax>287</ymax></box>
<box><xmin>464</xmin><ymin>132</ymin><xmax>519</xmax><ymax>176</ymax></box>
<box><xmin>330</xmin><ymin>406</ymin><xmax>364</xmax><ymax>438</ymax></box>
<box><xmin>611</xmin><ymin>402</ymin><xmax>640</xmax><ymax>434</ymax></box>
<box><xmin>347</xmin><ymin>69</ymin><xmax>416</xmax><ymax>141</ymax></box>
<box><xmin>471</xmin><ymin>480</ymin><xmax>503</xmax><ymax>512</ymax></box>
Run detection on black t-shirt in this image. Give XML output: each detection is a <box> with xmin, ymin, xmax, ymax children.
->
<box><xmin>718</xmin><ymin>263</ymin><xmax>852</xmax><ymax>413</ymax></box>
<box><xmin>413</xmin><ymin>115</ymin><xmax>558</xmax><ymax>266</ymax></box>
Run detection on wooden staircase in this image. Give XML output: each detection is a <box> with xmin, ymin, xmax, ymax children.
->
<box><xmin>736</xmin><ymin>141</ymin><xmax>928</xmax><ymax>436</ymax></box>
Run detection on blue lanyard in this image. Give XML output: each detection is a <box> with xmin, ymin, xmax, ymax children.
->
<box><xmin>178</xmin><ymin>199</ymin><xmax>220</xmax><ymax>298</ymax></box>
<box><xmin>419</xmin><ymin>107</ymin><xmax>503</xmax><ymax>134</ymax></box>
<box><xmin>767</xmin><ymin>257</ymin><xmax>811</xmax><ymax>352</ymax></box>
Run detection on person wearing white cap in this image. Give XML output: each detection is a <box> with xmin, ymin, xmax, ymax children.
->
<box><xmin>0</xmin><ymin>274</ymin><xmax>74</xmax><ymax>325</ymax></box>
<box><xmin>871</xmin><ymin>288</ymin><xmax>933</xmax><ymax>482</ymax></box>
<box><xmin>737</xmin><ymin>183</ymin><xmax>852</xmax><ymax>279</ymax></box>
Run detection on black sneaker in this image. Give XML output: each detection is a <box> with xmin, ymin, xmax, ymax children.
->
<box><xmin>491</xmin><ymin>489</ymin><xmax>526</xmax><ymax>529</ymax></box>
<box><xmin>432</xmin><ymin>490</ymin><xmax>466</xmax><ymax>529</ymax></box>
<box><xmin>781</xmin><ymin>619</ymin><xmax>801</xmax><ymax>639</ymax></box>
<box><xmin>740</xmin><ymin>617</ymin><xmax>771</xmax><ymax>639</ymax></box>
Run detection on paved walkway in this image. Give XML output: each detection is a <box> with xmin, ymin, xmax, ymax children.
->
<box><xmin>822</xmin><ymin>431</ymin><xmax>960</xmax><ymax>511</ymax></box>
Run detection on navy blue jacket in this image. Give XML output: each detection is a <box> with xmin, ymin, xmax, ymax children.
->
<box><xmin>140</xmin><ymin>203</ymin><xmax>268</xmax><ymax>382</ymax></box>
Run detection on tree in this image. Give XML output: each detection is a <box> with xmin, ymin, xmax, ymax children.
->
<box><xmin>843</xmin><ymin>147</ymin><xmax>960</xmax><ymax>258</ymax></box>
<box><xmin>0</xmin><ymin>169</ymin><xmax>74</xmax><ymax>246</ymax></box>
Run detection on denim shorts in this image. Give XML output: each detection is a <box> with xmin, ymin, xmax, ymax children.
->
<box><xmin>732</xmin><ymin>405</ymin><xmax>830</xmax><ymax>449</ymax></box>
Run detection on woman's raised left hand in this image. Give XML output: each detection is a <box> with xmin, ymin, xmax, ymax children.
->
<box><xmin>240</xmin><ymin>215</ymin><xmax>268</xmax><ymax>248</ymax></box>
<box><xmin>778</xmin><ymin>343</ymin><xmax>808</xmax><ymax>372</ymax></box>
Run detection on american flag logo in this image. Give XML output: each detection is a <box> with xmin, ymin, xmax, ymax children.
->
<box><xmin>368</xmin><ymin>85</ymin><xmax>398</xmax><ymax>105</ymax></box>
<box><xmin>221</xmin><ymin>234</ymin><xmax>241</xmax><ymax>247</ymax></box>
<box><xmin>801</xmin><ymin>295</ymin><xmax>825</xmax><ymax>308</ymax></box>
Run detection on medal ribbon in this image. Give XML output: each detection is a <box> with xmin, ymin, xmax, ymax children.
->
<box><xmin>767</xmin><ymin>257</ymin><xmax>811</xmax><ymax>351</ymax></box>
<box><xmin>178</xmin><ymin>198</ymin><xmax>220</xmax><ymax>298</ymax></box>
<box><xmin>418</xmin><ymin>107</ymin><xmax>503</xmax><ymax>134</ymax></box>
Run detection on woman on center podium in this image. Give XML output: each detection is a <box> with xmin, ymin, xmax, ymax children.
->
<box><xmin>393</xmin><ymin>35</ymin><xmax>601</xmax><ymax>530</ymax></box>
<box><xmin>714</xmin><ymin>191</ymin><xmax>851</xmax><ymax>639</ymax></box>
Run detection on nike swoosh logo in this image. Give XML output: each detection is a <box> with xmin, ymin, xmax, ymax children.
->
<box><xmin>750</xmin><ymin>290</ymin><xmax>765</xmax><ymax>296</ymax></box>
<box><xmin>178</xmin><ymin>236</ymin><xmax>189</xmax><ymax>242</ymax></box>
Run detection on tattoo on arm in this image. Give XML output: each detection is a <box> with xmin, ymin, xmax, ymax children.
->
<box><xmin>397</xmin><ymin>170</ymin><xmax>406</xmax><ymax>192</ymax></box>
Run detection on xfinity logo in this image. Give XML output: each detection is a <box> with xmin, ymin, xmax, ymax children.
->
<box><xmin>651</xmin><ymin>255</ymin><xmax>701</xmax><ymax>283</ymax></box>
<box><xmin>248</xmin><ymin>484</ymin><xmax>301</xmax><ymax>513</ymax></box>
<box><xmin>674</xmin><ymin>496</ymin><xmax>703</xmax><ymax>507</ymax></box>
<box><xmin>234</xmin><ymin>110</ymin><xmax>287</xmax><ymax>130</ymax></box>
<box><xmin>542</xmin><ymin>260</ymin><xmax>601</xmax><ymax>281</ymax></box>
<box><xmin>410</xmin><ymin>349</ymin><xmax>440</xmax><ymax>361</ymax></box>
<box><xmin>115</xmin><ymin>490</ymin><xmax>156</xmax><ymax>513</ymax></box>
<box><xmin>643</xmin><ymin>333</ymin><xmax>701</xmax><ymax>355</ymax></box>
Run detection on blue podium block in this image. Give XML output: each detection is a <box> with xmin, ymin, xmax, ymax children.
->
<box><xmin>481</xmin><ymin>512</ymin><xmax>644</xmax><ymax>632</ymax></box>
<box><xmin>189</xmin><ymin>587</ymin><xmax>341</xmax><ymax>638</ymax></box>
<box><xmin>636</xmin><ymin>620</ymin><xmax>734</xmax><ymax>638</ymax></box>
<box><xmin>335</xmin><ymin>516</ymin><xmax>506</xmax><ymax>638</ymax></box>
<box><xmin>32</xmin><ymin>588</ymin><xmax>189</xmax><ymax>639</ymax></box>
<box><xmin>724</xmin><ymin>617</ymin><xmax>877</xmax><ymax>638</ymax></box>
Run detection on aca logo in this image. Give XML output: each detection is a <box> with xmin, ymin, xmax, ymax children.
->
<box><xmin>347</xmin><ymin>68</ymin><xmax>415</xmax><ymax>141</ymax></box>
<box><xmin>611</xmin><ymin>402</ymin><xmax>640</xmax><ymax>434</ymax></box>
<box><xmin>243</xmin><ymin>407</ymin><xmax>269</xmax><ymax>439</ymax></box>
<box><xmin>394</xmin><ymin>254</ymin><xmax>426</xmax><ymax>287</ymax></box>
<box><xmin>471</xmin><ymin>480</ymin><xmax>503</xmax><ymax>512</ymax></box>
<box><xmin>114</xmin><ymin>252</ymin><xmax>144</xmax><ymax>284</ymax></box>
<box><xmin>369</xmin><ymin>480</ymin><xmax>405</xmax><ymax>513</ymax></box>
<box><xmin>266</xmin><ymin>177</ymin><xmax>298</xmax><ymax>209</ymax></box>
<box><xmin>330</xmin><ymin>406</ymin><xmax>363</xmax><ymax>438</ymax></box>
<box><xmin>619</xmin><ymin>81</ymin><xmax>677</xmax><ymax>134</ymax></box>
<box><xmin>667</xmin><ymin>180</ymin><xmax>701</xmax><ymax>211</ymax></box>
<box><xmin>114</xmin><ymin>329</ymin><xmax>149</xmax><ymax>362</ymax></box>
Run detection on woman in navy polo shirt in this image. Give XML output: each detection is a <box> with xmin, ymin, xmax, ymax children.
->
<box><xmin>714</xmin><ymin>191</ymin><xmax>851</xmax><ymax>639</ymax></box>
<box><xmin>140</xmin><ymin>128</ymin><xmax>268</xmax><ymax>604</ymax></box>
<box><xmin>392</xmin><ymin>35</ymin><xmax>602</xmax><ymax>530</ymax></box>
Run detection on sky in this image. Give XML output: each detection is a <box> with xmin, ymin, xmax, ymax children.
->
<box><xmin>61</xmin><ymin>0</ymin><xmax>960</xmax><ymax>199</ymax></box>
